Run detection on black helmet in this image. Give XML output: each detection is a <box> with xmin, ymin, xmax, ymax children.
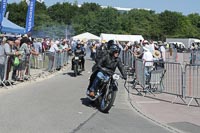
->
<box><xmin>107</xmin><ymin>40</ymin><xmax>114</xmax><ymax>49</ymax></box>
<box><xmin>109</xmin><ymin>44</ymin><xmax>120</xmax><ymax>55</ymax></box>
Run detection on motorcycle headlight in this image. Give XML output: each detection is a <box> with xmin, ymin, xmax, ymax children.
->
<box><xmin>112</xmin><ymin>74</ymin><xmax>120</xmax><ymax>80</ymax></box>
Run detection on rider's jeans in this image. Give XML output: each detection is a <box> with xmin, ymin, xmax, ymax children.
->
<box><xmin>90</xmin><ymin>72</ymin><xmax>109</xmax><ymax>91</ymax></box>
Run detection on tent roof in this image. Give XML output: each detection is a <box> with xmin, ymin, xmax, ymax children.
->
<box><xmin>72</xmin><ymin>32</ymin><xmax>100</xmax><ymax>40</ymax></box>
<box><xmin>100</xmin><ymin>33</ymin><xmax>144</xmax><ymax>42</ymax></box>
<box><xmin>1</xmin><ymin>17</ymin><xmax>25</xmax><ymax>34</ymax></box>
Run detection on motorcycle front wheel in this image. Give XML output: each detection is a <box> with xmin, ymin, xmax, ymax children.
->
<box><xmin>74</xmin><ymin>64</ymin><xmax>78</xmax><ymax>77</ymax></box>
<box><xmin>99</xmin><ymin>90</ymin><xmax>117</xmax><ymax>113</ymax></box>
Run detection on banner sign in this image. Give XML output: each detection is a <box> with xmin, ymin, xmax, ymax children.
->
<box><xmin>25</xmin><ymin>0</ymin><xmax>36</xmax><ymax>33</ymax></box>
<box><xmin>0</xmin><ymin>0</ymin><xmax>8</xmax><ymax>28</ymax></box>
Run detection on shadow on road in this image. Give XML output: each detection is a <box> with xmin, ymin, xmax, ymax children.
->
<box><xmin>80</xmin><ymin>97</ymin><xmax>96</xmax><ymax>108</ymax></box>
<box><xmin>63</xmin><ymin>72</ymin><xmax>83</xmax><ymax>77</ymax></box>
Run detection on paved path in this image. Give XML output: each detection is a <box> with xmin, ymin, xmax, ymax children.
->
<box><xmin>126</xmin><ymin>83</ymin><xmax>200</xmax><ymax>133</ymax></box>
<box><xmin>0</xmin><ymin>59</ymin><xmax>175</xmax><ymax>133</ymax></box>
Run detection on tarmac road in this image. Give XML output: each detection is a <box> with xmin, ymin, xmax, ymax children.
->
<box><xmin>0</xmin><ymin>59</ymin><xmax>176</xmax><ymax>133</ymax></box>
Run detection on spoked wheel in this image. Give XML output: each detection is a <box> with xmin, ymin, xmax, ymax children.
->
<box><xmin>99</xmin><ymin>90</ymin><xmax>117</xmax><ymax>113</ymax></box>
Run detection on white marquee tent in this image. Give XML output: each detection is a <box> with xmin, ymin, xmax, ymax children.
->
<box><xmin>72</xmin><ymin>32</ymin><xmax>100</xmax><ymax>40</ymax></box>
<box><xmin>100</xmin><ymin>33</ymin><xmax>144</xmax><ymax>42</ymax></box>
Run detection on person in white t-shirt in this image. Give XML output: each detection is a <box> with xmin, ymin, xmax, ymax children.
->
<box><xmin>47</xmin><ymin>40</ymin><xmax>60</xmax><ymax>72</ymax></box>
<box><xmin>142</xmin><ymin>46</ymin><xmax>154</xmax><ymax>83</ymax></box>
<box><xmin>149</xmin><ymin>40</ymin><xmax>155</xmax><ymax>54</ymax></box>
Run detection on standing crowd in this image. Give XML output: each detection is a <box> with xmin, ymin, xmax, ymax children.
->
<box><xmin>88</xmin><ymin>39</ymin><xmax>166</xmax><ymax>84</ymax></box>
<box><xmin>0</xmin><ymin>34</ymin><xmax>75</xmax><ymax>85</ymax></box>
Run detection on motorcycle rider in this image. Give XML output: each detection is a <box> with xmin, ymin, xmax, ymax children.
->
<box><xmin>71</xmin><ymin>42</ymin><xmax>86</xmax><ymax>71</ymax></box>
<box><xmin>88</xmin><ymin>44</ymin><xmax>127</xmax><ymax>97</ymax></box>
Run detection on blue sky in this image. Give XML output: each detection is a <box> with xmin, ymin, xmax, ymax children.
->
<box><xmin>8</xmin><ymin>0</ymin><xmax>200</xmax><ymax>15</ymax></box>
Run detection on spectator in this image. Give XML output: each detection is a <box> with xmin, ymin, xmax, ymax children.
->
<box><xmin>18</xmin><ymin>37</ymin><xmax>31</xmax><ymax>81</ymax></box>
<box><xmin>12</xmin><ymin>38</ymin><xmax>21</xmax><ymax>81</ymax></box>
<box><xmin>0</xmin><ymin>37</ymin><xmax>7</xmax><ymax>81</ymax></box>
<box><xmin>5</xmin><ymin>37</ymin><xmax>18</xmax><ymax>81</ymax></box>
<box><xmin>190</xmin><ymin>43</ymin><xmax>197</xmax><ymax>64</ymax></box>
<box><xmin>133</xmin><ymin>43</ymin><xmax>143</xmax><ymax>59</ymax></box>
<box><xmin>42</xmin><ymin>38</ymin><xmax>49</xmax><ymax>52</ymax></box>
<box><xmin>142</xmin><ymin>46</ymin><xmax>154</xmax><ymax>83</ymax></box>
<box><xmin>149</xmin><ymin>39</ymin><xmax>155</xmax><ymax>54</ymax></box>
<box><xmin>47</xmin><ymin>40</ymin><xmax>59</xmax><ymax>72</ymax></box>
<box><xmin>158</xmin><ymin>41</ymin><xmax>166</xmax><ymax>61</ymax></box>
<box><xmin>62</xmin><ymin>39</ymin><xmax>71</xmax><ymax>65</ymax></box>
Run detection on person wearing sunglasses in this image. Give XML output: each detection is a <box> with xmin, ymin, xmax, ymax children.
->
<box><xmin>87</xmin><ymin>44</ymin><xmax>127</xmax><ymax>97</ymax></box>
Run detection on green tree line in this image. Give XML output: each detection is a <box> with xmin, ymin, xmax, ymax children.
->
<box><xmin>6</xmin><ymin>1</ymin><xmax>200</xmax><ymax>40</ymax></box>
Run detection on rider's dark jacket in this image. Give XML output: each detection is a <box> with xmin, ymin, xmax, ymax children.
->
<box><xmin>95</xmin><ymin>53</ymin><xmax>127</xmax><ymax>79</ymax></box>
<box><xmin>74</xmin><ymin>46</ymin><xmax>85</xmax><ymax>56</ymax></box>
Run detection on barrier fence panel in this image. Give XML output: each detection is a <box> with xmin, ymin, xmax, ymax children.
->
<box><xmin>52</xmin><ymin>52</ymin><xmax>58</xmax><ymax>71</ymax></box>
<box><xmin>185</xmin><ymin>65</ymin><xmax>200</xmax><ymax>105</ymax></box>
<box><xmin>128</xmin><ymin>50</ymin><xmax>135</xmax><ymax>69</ymax></box>
<box><xmin>122</xmin><ymin>50</ymin><xmax>135</xmax><ymax>71</ymax></box>
<box><xmin>135</xmin><ymin>59</ymin><xmax>145</xmax><ymax>88</ymax></box>
<box><xmin>166</xmin><ymin>51</ymin><xmax>177</xmax><ymax>62</ymax></box>
<box><xmin>43</xmin><ymin>52</ymin><xmax>50</xmax><ymax>70</ymax></box>
<box><xmin>2</xmin><ymin>56</ymin><xmax>10</xmax><ymax>88</ymax></box>
<box><xmin>162</xmin><ymin>62</ymin><xmax>183</xmax><ymax>97</ymax></box>
<box><xmin>0</xmin><ymin>49</ymin><xmax>71</xmax><ymax>88</ymax></box>
<box><xmin>122</xmin><ymin>50</ymin><xmax>129</xmax><ymax>68</ymax></box>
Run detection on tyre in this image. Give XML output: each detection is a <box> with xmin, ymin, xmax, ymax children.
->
<box><xmin>99</xmin><ymin>90</ymin><xmax>117</xmax><ymax>113</ymax></box>
<box><xmin>74</xmin><ymin>64</ymin><xmax>78</xmax><ymax>77</ymax></box>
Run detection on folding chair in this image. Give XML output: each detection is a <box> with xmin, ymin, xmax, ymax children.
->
<box><xmin>144</xmin><ymin>69</ymin><xmax>166</xmax><ymax>96</ymax></box>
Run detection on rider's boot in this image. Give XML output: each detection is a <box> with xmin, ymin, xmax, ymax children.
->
<box><xmin>88</xmin><ymin>77</ymin><xmax>100</xmax><ymax>97</ymax></box>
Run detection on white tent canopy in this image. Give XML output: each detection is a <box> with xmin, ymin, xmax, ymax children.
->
<box><xmin>100</xmin><ymin>33</ymin><xmax>144</xmax><ymax>42</ymax></box>
<box><xmin>72</xmin><ymin>32</ymin><xmax>100</xmax><ymax>40</ymax></box>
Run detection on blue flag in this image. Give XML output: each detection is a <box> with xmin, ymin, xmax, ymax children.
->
<box><xmin>0</xmin><ymin>0</ymin><xmax>8</xmax><ymax>29</ymax></box>
<box><xmin>25</xmin><ymin>0</ymin><xmax>36</xmax><ymax>33</ymax></box>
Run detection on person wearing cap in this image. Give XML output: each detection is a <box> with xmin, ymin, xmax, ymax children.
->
<box><xmin>142</xmin><ymin>46</ymin><xmax>154</xmax><ymax>83</ymax></box>
<box><xmin>5</xmin><ymin>37</ymin><xmax>20</xmax><ymax>81</ymax></box>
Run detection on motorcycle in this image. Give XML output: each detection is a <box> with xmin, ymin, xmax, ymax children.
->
<box><xmin>86</xmin><ymin>72</ymin><xmax>120</xmax><ymax>113</ymax></box>
<box><xmin>72</xmin><ymin>55</ymin><xmax>83</xmax><ymax>77</ymax></box>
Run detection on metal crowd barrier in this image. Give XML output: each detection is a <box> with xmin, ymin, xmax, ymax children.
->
<box><xmin>135</xmin><ymin>59</ymin><xmax>145</xmax><ymax>88</ymax></box>
<box><xmin>122</xmin><ymin>50</ymin><xmax>135</xmax><ymax>69</ymax></box>
<box><xmin>1</xmin><ymin>56</ymin><xmax>11</xmax><ymax>88</ymax></box>
<box><xmin>165</xmin><ymin>50</ymin><xmax>177</xmax><ymax>62</ymax></box>
<box><xmin>0</xmin><ymin>50</ymin><xmax>71</xmax><ymax>88</ymax></box>
<box><xmin>122</xmin><ymin>50</ymin><xmax>200</xmax><ymax>106</ymax></box>
<box><xmin>162</xmin><ymin>62</ymin><xmax>183</xmax><ymax>96</ymax></box>
<box><xmin>185</xmin><ymin>65</ymin><xmax>200</xmax><ymax>106</ymax></box>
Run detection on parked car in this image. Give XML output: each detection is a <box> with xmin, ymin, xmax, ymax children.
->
<box><xmin>169</xmin><ymin>42</ymin><xmax>186</xmax><ymax>52</ymax></box>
